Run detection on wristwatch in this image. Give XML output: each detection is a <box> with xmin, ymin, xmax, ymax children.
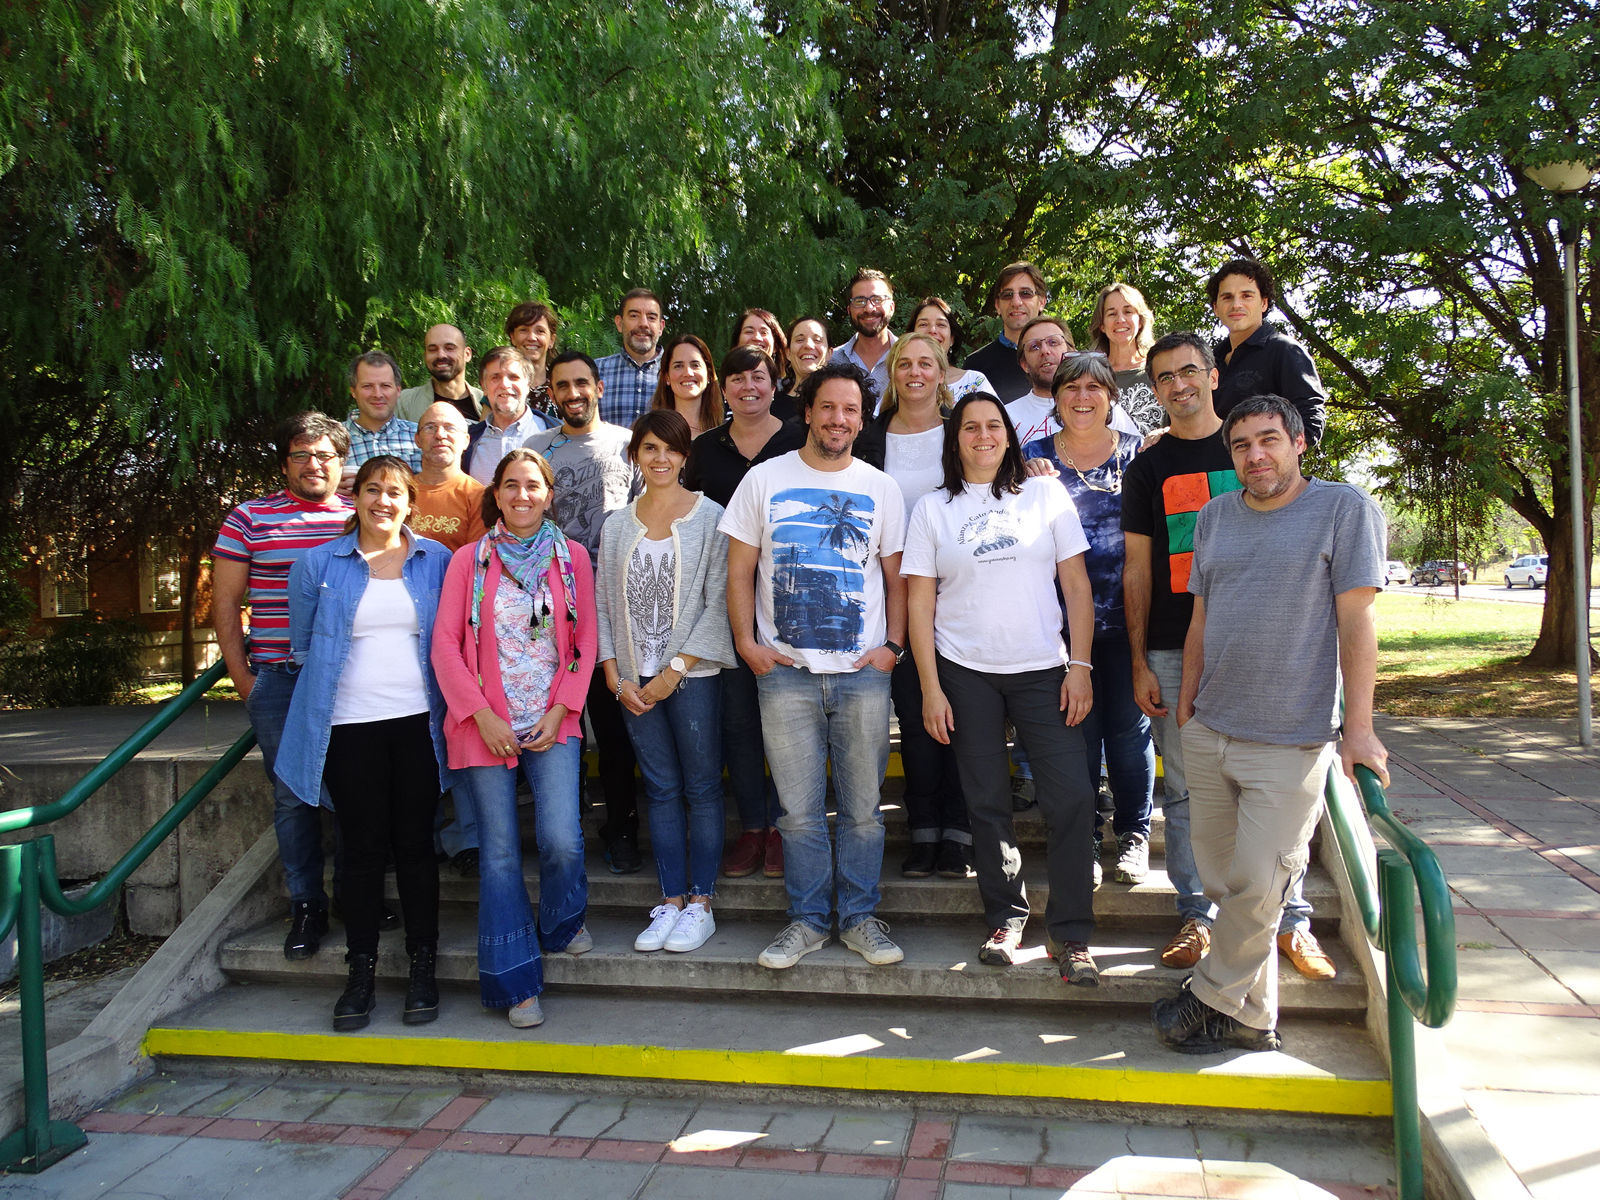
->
<box><xmin>885</xmin><ymin>641</ymin><xmax>908</xmax><ymax>665</ymax></box>
<box><xmin>669</xmin><ymin>656</ymin><xmax>689</xmax><ymax>689</ymax></box>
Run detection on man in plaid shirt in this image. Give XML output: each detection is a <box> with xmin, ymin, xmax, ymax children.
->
<box><xmin>595</xmin><ymin>288</ymin><xmax>666</xmax><ymax>428</ymax></box>
<box><xmin>342</xmin><ymin>350</ymin><xmax>422</xmax><ymax>489</ymax></box>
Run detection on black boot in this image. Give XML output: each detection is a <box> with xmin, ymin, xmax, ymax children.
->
<box><xmin>403</xmin><ymin>943</ymin><xmax>439</xmax><ymax>1025</ymax></box>
<box><xmin>284</xmin><ymin>900</ymin><xmax>328</xmax><ymax>961</ymax></box>
<box><xmin>333</xmin><ymin>951</ymin><xmax>378</xmax><ymax>1031</ymax></box>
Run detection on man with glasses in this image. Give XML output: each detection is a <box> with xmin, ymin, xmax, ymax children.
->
<box><xmin>212</xmin><ymin>413</ymin><xmax>353</xmax><ymax>961</ymax></box>
<box><xmin>830</xmin><ymin>268</ymin><xmax>897</xmax><ymax>400</ymax></box>
<box><xmin>1121</xmin><ymin>332</ymin><xmax>1335</xmax><ymax>982</ymax></box>
<box><xmin>965</xmin><ymin>262</ymin><xmax>1050</xmax><ymax>400</ymax></box>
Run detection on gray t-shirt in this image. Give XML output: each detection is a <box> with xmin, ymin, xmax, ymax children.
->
<box><xmin>1188</xmin><ymin>478</ymin><xmax>1386</xmax><ymax>745</ymax></box>
<box><xmin>525</xmin><ymin>422</ymin><xmax>641</xmax><ymax>557</ymax></box>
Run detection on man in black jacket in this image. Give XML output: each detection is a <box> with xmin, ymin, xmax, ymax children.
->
<box><xmin>1206</xmin><ymin>258</ymin><xmax>1327</xmax><ymax>447</ymax></box>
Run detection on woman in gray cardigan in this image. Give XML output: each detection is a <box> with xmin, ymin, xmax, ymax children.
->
<box><xmin>596</xmin><ymin>410</ymin><xmax>736</xmax><ymax>954</ymax></box>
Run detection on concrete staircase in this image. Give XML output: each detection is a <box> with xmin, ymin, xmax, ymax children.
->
<box><xmin>145</xmin><ymin>774</ymin><xmax>1392</xmax><ymax>1123</ymax></box>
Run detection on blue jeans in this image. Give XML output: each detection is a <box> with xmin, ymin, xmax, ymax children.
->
<box><xmin>890</xmin><ymin>651</ymin><xmax>968</xmax><ymax>843</ymax></box>
<box><xmin>462</xmin><ymin>737</ymin><xmax>586</xmax><ymax>1008</ymax></box>
<box><xmin>246</xmin><ymin>664</ymin><xmax>329</xmax><ymax>906</ymax></box>
<box><xmin>624</xmin><ymin>675</ymin><xmax>724</xmax><ymax>899</ymax></box>
<box><xmin>722</xmin><ymin>658</ymin><xmax>779</xmax><ymax>830</ymax></box>
<box><xmin>1081</xmin><ymin>634</ymin><xmax>1154</xmax><ymax>840</ymax></box>
<box><xmin>1147</xmin><ymin>649</ymin><xmax>1310</xmax><ymax>930</ymax></box>
<box><xmin>756</xmin><ymin>666</ymin><xmax>891</xmax><ymax>933</ymax></box>
<box><xmin>436</xmin><ymin>786</ymin><xmax>478</xmax><ymax>858</ymax></box>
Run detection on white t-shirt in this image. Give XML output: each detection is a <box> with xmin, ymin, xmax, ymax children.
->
<box><xmin>949</xmin><ymin>369</ymin><xmax>994</xmax><ymax>401</ymax></box>
<box><xmin>1005</xmin><ymin>391</ymin><xmax>1140</xmax><ymax>446</ymax></box>
<box><xmin>902</xmin><ymin>476</ymin><xmax>1089</xmax><ymax>674</ymax></box>
<box><xmin>720</xmin><ymin>451</ymin><xmax>906</xmax><ymax>674</ymax></box>
<box><xmin>331</xmin><ymin>577</ymin><xmax>429</xmax><ymax>724</ymax></box>
<box><xmin>884</xmin><ymin>425</ymin><xmax>946</xmax><ymax>515</ymax></box>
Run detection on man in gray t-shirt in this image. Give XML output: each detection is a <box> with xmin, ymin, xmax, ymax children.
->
<box><xmin>1152</xmin><ymin>394</ymin><xmax>1390</xmax><ymax>1056</ymax></box>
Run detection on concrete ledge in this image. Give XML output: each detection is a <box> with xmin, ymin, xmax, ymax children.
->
<box><xmin>0</xmin><ymin>827</ymin><xmax>281</xmax><ymax>1136</ymax></box>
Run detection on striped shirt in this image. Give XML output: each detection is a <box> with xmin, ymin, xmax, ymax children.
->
<box><xmin>595</xmin><ymin>350</ymin><xmax>662</xmax><ymax>429</ymax></box>
<box><xmin>212</xmin><ymin>491</ymin><xmax>353</xmax><ymax>667</ymax></box>
<box><xmin>344</xmin><ymin>412</ymin><xmax>422</xmax><ymax>474</ymax></box>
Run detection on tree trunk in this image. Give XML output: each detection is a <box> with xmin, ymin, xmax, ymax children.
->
<box><xmin>1526</xmin><ymin>501</ymin><xmax>1597</xmax><ymax>668</ymax></box>
<box><xmin>179</xmin><ymin>525</ymin><xmax>201</xmax><ymax>685</ymax></box>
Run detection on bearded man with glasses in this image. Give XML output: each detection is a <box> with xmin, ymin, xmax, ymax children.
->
<box><xmin>212</xmin><ymin>411</ymin><xmax>354</xmax><ymax>961</ymax></box>
<box><xmin>829</xmin><ymin>268</ymin><xmax>897</xmax><ymax>400</ymax></box>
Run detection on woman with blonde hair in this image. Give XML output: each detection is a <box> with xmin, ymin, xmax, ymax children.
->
<box><xmin>1087</xmin><ymin>282</ymin><xmax>1162</xmax><ymax>432</ymax></box>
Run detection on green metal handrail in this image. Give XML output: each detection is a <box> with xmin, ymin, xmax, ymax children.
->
<box><xmin>0</xmin><ymin>659</ymin><xmax>255</xmax><ymax>1172</ymax></box>
<box><xmin>1322</xmin><ymin>760</ymin><xmax>1457</xmax><ymax>1200</ymax></box>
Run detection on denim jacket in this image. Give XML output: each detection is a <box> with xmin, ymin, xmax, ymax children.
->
<box><xmin>276</xmin><ymin>528</ymin><xmax>455</xmax><ymax>807</ymax></box>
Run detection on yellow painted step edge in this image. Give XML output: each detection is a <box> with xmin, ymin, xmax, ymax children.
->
<box><xmin>143</xmin><ymin>1027</ymin><xmax>1389</xmax><ymax>1118</ymax></box>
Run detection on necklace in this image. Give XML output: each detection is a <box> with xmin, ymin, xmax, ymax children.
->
<box><xmin>1055</xmin><ymin>430</ymin><xmax>1123</xmax><ymax>495</ymax></box>
<box><xmin>362</xmin><ymin>543</ymin><xmax>405</xmax><ymax>579</ymax></box>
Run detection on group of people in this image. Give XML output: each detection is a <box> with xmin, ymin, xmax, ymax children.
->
<box><xmin>213</xmin><ymin>254</ymin><xmax>1388</xmax><ymax>1054</ymax></box>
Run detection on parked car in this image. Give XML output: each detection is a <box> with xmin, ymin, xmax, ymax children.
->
<box><xmin>1505</xmin><ymin>554</ymin><xmax>1549</xmax><ymax>589</ymax></box>
<box><xmin>1410</xmin><ymin>560</ymin><xmax>1469</xmax><ymax>586</ymax></box>
<box><xmin>1384</xmin><ymin>560</ymin><xmax>1409</xmax><ymax>586</ymax></box>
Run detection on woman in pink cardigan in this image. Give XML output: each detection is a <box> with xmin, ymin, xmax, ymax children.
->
<box><xmin>432</xmin><ymin>448</ymin><xmax>597</xmax><ymax>1029</ymax></box>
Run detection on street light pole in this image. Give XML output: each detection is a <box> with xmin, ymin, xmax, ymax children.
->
<box><xmin>1528</xmin><ymin>159</ymin><xmax>1597</xmax><ymax>748</ymax></box>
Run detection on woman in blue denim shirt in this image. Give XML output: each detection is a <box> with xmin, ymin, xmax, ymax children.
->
<box><xmin>278</xmin><ymin>456</ymin><xmax>454</xmax><ymax>1033</ymax></box>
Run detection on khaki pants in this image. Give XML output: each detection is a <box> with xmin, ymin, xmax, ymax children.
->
<box><xmin>1180</xmin><ymin>719</ymin><xmax>1333</xmax><ymax>1031</ymax></box>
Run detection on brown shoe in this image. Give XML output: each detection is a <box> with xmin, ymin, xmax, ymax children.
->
<box><xmin>1160</xmin><ymin>918</ymin><xmax>1211</xmax><ymax>969</ymax></box>
<box><xmin>763</xmin><ymin>830</ymin><xmax>784</xmax><ymax>878</ymax></box>
<box><xmin>722</xmin><ymin>830</ymin><xmax>765</xmax><ymax>878</ymax></box>
<box><xmin>1278</xmin><ymin>929</ymin><xmax>1337</xmax><ymax>980</ymax></box>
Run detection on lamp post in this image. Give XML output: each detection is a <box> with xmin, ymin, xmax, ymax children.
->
<box><xmin>1528</xmin><ymin>159</ymin><xmax>1597</xmax><ymax>747</ymax></box>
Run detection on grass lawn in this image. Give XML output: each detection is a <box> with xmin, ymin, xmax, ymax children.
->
<box><xmin>1376</xmin><ymin>591</ymin><xmax>1586</xmax><ymax>717</ymax></box>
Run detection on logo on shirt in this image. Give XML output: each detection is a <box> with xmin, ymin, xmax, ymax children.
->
<box><xmin>956</xmin><ymin>510</ymin><xmax>1019</xmax><ymax>556</ymax></box>
<box><xmin>768</xmin><ymin>487</ymin><xmax>876</xmax><ymax>653</ymax></box>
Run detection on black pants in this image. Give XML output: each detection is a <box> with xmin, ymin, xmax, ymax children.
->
<box><xmin>585</xmin><ymin>670</ymin><xmax>638</xmax><ymax>840</ymax></box>
<box><xmin>890</xmin><ymin>651</ymin><xmax>969</xmax><ymax>843</ymax></box>
<box><xmin>936</xmin><ymin>656</ymin><xmax>1096</xmax><ymax>944</ymax></box>
<box><xmin>322</xmin><ymin>712</ymin><xmax>441</xmax><ymax>956</ymax></box>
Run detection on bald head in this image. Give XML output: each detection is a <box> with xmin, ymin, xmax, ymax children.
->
<box><xmin>424</xmin><ymin>324</ymin><xmax>472</xmax><ymax>385</ymax></box>
<box><xmin>416</xmin><ymin>401</ymin><xmax>469</xmax><ymax>473</ymax></box>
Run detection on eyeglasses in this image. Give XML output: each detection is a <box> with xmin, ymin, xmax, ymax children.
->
<box><xmin>997</xmin><ymin>288</ymin><xmax>1042</xmax><ymax>302</ymax></box>
<box><xmin>418</xmin><ymin>422</ymin><xmax>460</xmax><ymax>435</ymax></box>
<box><xmin>1153</xmin><ymin>365</ymin><xmax>1207</xmax><ymax>387</ymax></box>
<box><xmin>287</xmin><ymin>451</ymin><xmax>340</xmax><ymax>465</ymax></box>
<box><xmin>1023</xmin><ymin>335</ymin><xmax>1069</xmax><ymax>355</ymax></box>
<box><xmin>848</xmin><ymin>295</ymin><xmax>889</xmax><ymax>310</ymax></box>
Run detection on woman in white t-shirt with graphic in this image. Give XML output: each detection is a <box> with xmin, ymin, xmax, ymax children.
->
<box><xmin>876</xmin><ymin>332</ymin><xmax>972</xmax><ymax>880</ymax></box>
<box><xmin>902</xmin><ymin>393</ymin><xmax>1102</xmax><ymax>987</ymax></box>
<box><xmin>596</xmin><ymin>410</ymin><xmax>736</xmax><ymax>956</ymax></box>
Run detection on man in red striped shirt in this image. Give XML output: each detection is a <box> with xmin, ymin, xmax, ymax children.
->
<box><xmin>212</xmin><ymin>412</ymin><xmax>353</xmax><ymax>960</ymax></box>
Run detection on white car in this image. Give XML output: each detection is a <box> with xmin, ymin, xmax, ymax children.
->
<box><xmin>1505</xmin><ymin>554</ymin><xmax>1548</xmax><ymax>588</ymax></box>
<box><xmin>1384</xmin><ymin>560</ymin><xmax>1409</xmax><ymax>586</ymax></box>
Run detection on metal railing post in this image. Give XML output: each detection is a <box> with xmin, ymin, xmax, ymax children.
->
<box><xmin>0</xmin><ymin>838</ymin><xmax>88</xmax><ymax>1172</ymax></box>
<box><xmin>1381</xmin><ymin>850</ymin><xmax>1424</xmax><ymax>1200</ymax></box>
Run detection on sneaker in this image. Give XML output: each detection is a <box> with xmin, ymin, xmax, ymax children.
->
<box><xmin>634</xmin><ymin>904</ymin><xmax>682</xmax><ymax>952</ymax></box>
<box><xmin>1160</xmin><ymin>918</ymin><xmax>1211</xmax><ymax>969</ymax></box>
<box><xmin>1151</xmin><ymin>978</ymin><xmax>1213</xmax><ymax>1046</ymax></box>
<box><xmin>284</xmin><ymin>901</ymin><xmax>328</xmax><ymax>960</ymax></box>
<box><xmin>935</xmin><ymin>840</ymin><xmax>975</xmax><ymax>879</ymax></box>
<box><xmin>722</xmin><ymin>830</ymin><xmax>766</xmax><ymax>878</ymax></box>
<box><xmin>763</xmin><ymin>830</ymin><xmax>785</xmax><ymax>878</ymax></box>
<box><xmin>1056</xmin><ymin>940</ymin><xmax>1099</xmax><ymax>987</ymax></box>
<box><xmin>564</xmin><ymin>925</ymin><xmax>594</xmax><ymax>955</ymax></box>
<box><xmin>452</xmin><ymin>848</ymin><xmax>480</xmax><ymax>879</ymax></box>
<box><xmin>978</xmin><ymin>925</ymin><xmax>1023</xmax><ymax>966</ymax></box>
<box><xmin>1203</xmin><ymin>1010</ymin><xmax>1283</xmax><ymax>1053</ymax></box>
<box><xmin>841</xmin><ymin>916</ymin><xmax>904</xmax><ymax>965</ymax></box>
<box><xmin>605</xmin><ymin>832</ymin><xmax>643</xmax><ymax>875</ymax></box>
<box><xmin>664</xmin><ymin>902</ymin><xmax>716</xmax><ymax>953</ymax></box>
<box><xmin>901</xmin><ymin>842</ymin><xmax>938</xmax><ymax>878</ymax></box>
<box><xmin>1113</xmin><ymin>832</ymin><xmax>1149</xmax><ymax>885</ymax></box>
<box><xmin>758</xmin><ymin>920</ymin><xmax>829</xmax><ymax>969</ymax></box>
<box><xmin>508</xmin><ymin>996</ymin><xmax>545</xmax><ymax>1028</ymax></box>
<box><xmin>1010</xmin><ymin>775</ymin><xmax>1036</xmax><ymax>812</ymax></box>
<box><xmin>1278</xmin><ymin>929</ymin><xmax>1337</xmax><ymax>980</ymax></box>
<box><xmin>1092</xmin><ymin>855</ymin><xmax>1103</xmax><ymax>889</ymax></box>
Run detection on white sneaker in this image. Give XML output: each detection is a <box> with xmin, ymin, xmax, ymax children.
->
<box><xmin>757</xmin><ymin>920</ymin><xmax>829</xmax><ymax>969</ymax></box>
<box><xmin>508</xmin><ymin>996</ymin><xmax>544</xmax><ymax>1028</ymax></box>
<box><xmin>841</xmin><ymin>916</ymin><xmax>903</xmax><ymax>965</ymax></box>
<box><xmin>664</xmin><ymin>902</ymin><xmax>715</xmax><ymax>953</ymax></box>
<box><xmin>634</xmin><ymin>904</ymin><xmax>682</xmax><ymax>952</ymax></box>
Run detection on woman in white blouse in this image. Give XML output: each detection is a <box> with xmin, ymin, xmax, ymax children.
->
<box><xmin>596</xmin><ymin>410</ymin><xmax>736</xmax><ymax>955</ymax></box>
<box><xmin>902</xmin><ymin>393</ymin><xmax>1102</xmax><ymax>987</ymax></box>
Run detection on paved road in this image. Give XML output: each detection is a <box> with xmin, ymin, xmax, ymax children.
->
<box><xmin>1401</xmin><ymin>580</ymin><xmax>1600</xmax><ymax>606</ymax></box>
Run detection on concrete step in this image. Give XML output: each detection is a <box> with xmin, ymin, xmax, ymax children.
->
<box><xmin>146</xmin><ymin>982</ymin><xmax>1389</xmax><ymax>1120</ymax></box>
<box><xmin>417</xmin><ymin>851</ymin><xmax>1345</xmax><ymax>930</ymax></box>
<box><xmin>220</xmin><ymin>909</ymin><xmax>1366</xmax><ymax>1018</ymax></box>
